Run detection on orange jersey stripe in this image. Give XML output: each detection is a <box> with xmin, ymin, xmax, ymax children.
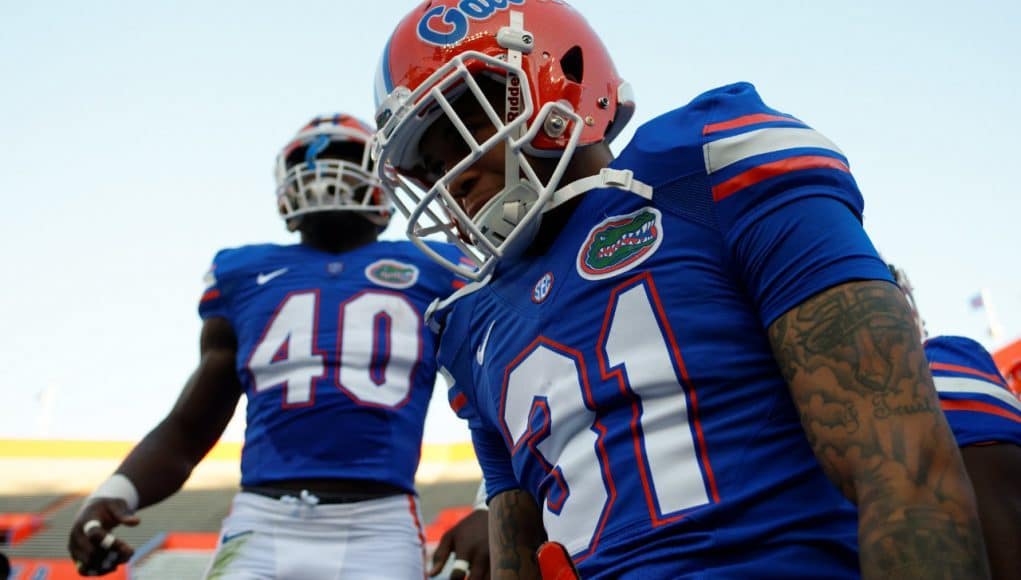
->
<box><xmin>930</xmin><ymin>362</ymin><xmax>1007</xmax><ymax>386</ymax></box>
<box><xmin>941</xmin><ymin>399</ymin><xmax>1021</xmax><ymax>424</ymax></box>
<box><xmin>711</xmin><ymin>155</ymin><xmax>850</xmax><ymax>202</ymax></box>
<box><xmin>703</xmin><ymin>113</ymin><xmax>802</xmax><ymax>136</ymax></box>
<box><xmin>200</xmin><ymin>288</ymin><xmax>221</xmax><ymax>303</ymax></box>
<box><xmin>450</xmin><ymin>392</ymin><xmax>468</xmax><ymax>413</ymax></box>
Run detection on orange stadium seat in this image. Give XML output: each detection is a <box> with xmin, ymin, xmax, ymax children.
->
<box><xmin>0</xmin><ymin>513</ymin><xmax>42</xmax><ymax>546</ymax></box>
<box><xmin>162</xmin><ymin>532</ymin><xmax>220</xmax><ymax>551</ymax></box>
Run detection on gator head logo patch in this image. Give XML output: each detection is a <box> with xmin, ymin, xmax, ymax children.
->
<box><xmin>365</xmin><ymin>259</ymin><xmax>419</xmax><ymax>289</ymax></box>
<box><xmin>577</xmin><ymin>208</ymin><xmax>663</xmax><ymax>281</ymax></box>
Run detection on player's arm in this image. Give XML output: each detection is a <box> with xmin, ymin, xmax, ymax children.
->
<box><xmin>111</xmin><ymin>316</ymin><xmax>242</xmax><ymax>503</ymax></box>
<box><xmin>768</xmin><ymin>281</ymin><xmax>988</xmax><ymax>578</ymax></box>
<box><xmin>488</xmin><ymin>489</ymin><xmax>546</xmax><ymax>580</ymax></box>
<box><xmin>962</xmin><ymin>444</ymin><xmax>1021</xmax><ymax>578</ymax></box>
<box><xmin>67</xmin><ymin>316</ymin><xmax>242</xmax><ymax>575</ymax></box>
<box><xmin>700</xmin><ymin>90</ymin><xmax>988</xmax><ymax>575</ymax></box>
<box><xmin>466</xmin><ymin>415</ymin><xmax>544</xmax><ymax>579</ymax></box>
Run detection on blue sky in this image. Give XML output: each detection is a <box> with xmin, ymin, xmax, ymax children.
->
<box><xmin>1</xmin><ymin>0</ymin><xmax>1018</xmax><ymax>442</ymax></box>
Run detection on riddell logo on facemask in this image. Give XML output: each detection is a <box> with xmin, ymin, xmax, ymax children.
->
<box><xmin>507</xmin><ymin>75</ymin><xmax>522</xmax><ymax>122</ymax></box>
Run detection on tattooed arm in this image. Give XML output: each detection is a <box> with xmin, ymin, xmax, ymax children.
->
<box><xmin>768</xmin><ymin>280</ymin><xmax>989</xmax><ymax>579</ymax></box>
<box><xmin>488</xmin><ymin>489</ymin><xmax>546</xmax><ymax>580</ymax></box>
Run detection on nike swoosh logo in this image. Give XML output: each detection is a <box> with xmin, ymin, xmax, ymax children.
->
<box><xmin>221</xmin><ymin>530</ymin><xmax>253</xmax><ymax>544</ymax></box>
<box><xmin>256</xmin><ymin>267</ymin><xmax>289</xmax><ymax>285</ymax></box>
<box><xmin>476</xmin><ymin>321</ymin><xmax>496</xmax><ymax>365</ymax></box>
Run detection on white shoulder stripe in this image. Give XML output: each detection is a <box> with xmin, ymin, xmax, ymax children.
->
<box><xmin>702</xmin><ymin>127</ymin><xmax>845</xmax><ymax>175</ymax></box>
<box><xmin>934</xmin><ymin>376</ymin><xmax>1021</xmax><ymax>413</ymax></box>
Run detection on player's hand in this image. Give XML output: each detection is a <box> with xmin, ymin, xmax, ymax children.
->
<box><xmin>430</xmin><ymin>508</ymin><xmax>489</xmax><ymax>579</ymax></box>
<box><xmin>67</xmin><ymin>498</ymin><xmax>140</xmax><ymax>576</ymax></box>
<box><xmin>537</xmin><ymin>542</ymin><xmax>580</xmax><ymax>580</ymax></box>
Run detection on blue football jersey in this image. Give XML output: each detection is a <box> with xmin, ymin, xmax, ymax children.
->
<box><xmin>926</xmin><ymin>335</ymin><xmax>1021</xmax><ymax>447</ymax></box>
<box><xmin>436</xmin><ymin>83</ymin><xmax>894</xmax><ymax>578</ymax></box>
<box><xmin>198</xmin><ymin>240</ymin><xmax>462</xmax><ymax>491</ymax></box>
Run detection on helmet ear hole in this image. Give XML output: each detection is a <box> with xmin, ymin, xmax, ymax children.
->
<box><xmin>560</xmin><ymin>46</ymin><xmax>584</xmax><ymax>83</ymax></box>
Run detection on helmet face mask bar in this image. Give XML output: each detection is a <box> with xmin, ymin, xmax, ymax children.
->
<box><xmin>275</xmin><ymin>115</ymin><xmax>392</xmax><ymax>231</ymax></box>
<box><xmin>374</xmin><ymin>49</ymin><xmax>585</xmax><ymax>280</ymax></box>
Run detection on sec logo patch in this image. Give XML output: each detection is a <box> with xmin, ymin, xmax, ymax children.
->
<box><xmin>532</xmin><ymin>272</ymin><xmax>554</xmax><ymax>303</ymax></box>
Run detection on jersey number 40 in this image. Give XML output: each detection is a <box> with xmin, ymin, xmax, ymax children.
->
<box><xmin>246</xmin><ymin>289</ymin><xmax>422</xmax><ymax>409</ymax></box>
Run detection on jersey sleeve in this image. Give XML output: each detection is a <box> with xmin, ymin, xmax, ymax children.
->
<box><xmin>701</xmin><ymin>83</ymin><xmax>893</xmax><ymax>325</ymax></box>
<box><xmin>436</xmin><ymin>294</ymin><xmax>487</xmax><ymax>431</ymax></box>
<box><xmin>925</xmin><ymin>335</ymin><xmax>1021</xmax><ymax>447</ymax></box>
<box><xmin>445</xmin><ymin>373</ymin><xmax>518</xmax><ymax>500</ymax></box>
<box><xmin>435</xmin><ymin>292</ymin><xmax>520</xmax><ymax>501</ymax></box>
<box><xmin>472</xmin><ymin>423</ymin><xmax>520</xmax><ymax>502</ymax></box>
<box><xmin>444</xmin><ymin>366</ymin><xmax>520</xmax><ymax>500</ymax></box>
<box><xmin>197</xmin><ymin>250</ymin><xmax>230</xmax><ymax>320</ymax></box>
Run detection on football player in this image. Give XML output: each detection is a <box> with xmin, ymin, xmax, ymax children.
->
<box><xmin>891</xmin><ymin>265</ymin><xmax>1021</xmax><ymax>579</ymax></box>
<box><xmin>371</xmin><ymin>2</ymin><xmax>988</xmax><ymax>578</ymax></box>
<box><xmin>67</xmin><ymin>113</ymin><xmax>488</xmax><ymax>579</ymax></box>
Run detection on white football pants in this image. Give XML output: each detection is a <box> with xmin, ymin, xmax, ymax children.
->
<box><xmin>203</xmin><ymin>491</ymin><xmax>426</xmax><ymax>580</ymax></box>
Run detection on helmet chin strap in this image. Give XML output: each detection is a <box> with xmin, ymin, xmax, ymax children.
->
<box><xmin>546</xmin><ymin>167</ymin><xmax>654</xmax><ymax>211</ymax></box>
<box><xmin>474</xmin><ymin>167</ymin><xmax>653</xmax><ymax>265</ymax></box>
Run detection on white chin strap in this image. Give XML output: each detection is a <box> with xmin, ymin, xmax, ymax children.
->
<box><xmin>547</xmin><ymin>167</ymin><xmax>653</xmax><ymax>210</ymax></box>
<box><xmin>476</xmin><ymin>167</ymin><xmax>653</xmax><ymax>262</ymax></box>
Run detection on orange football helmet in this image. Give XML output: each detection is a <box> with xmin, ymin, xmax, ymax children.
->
<box><xmin>275</xmin><ymin>113</ymin><xmax>391</xmax><ymax>231</ymax></box>
<box><xmin>373</xmin><ymin>0</ymin><xmax>634</xmax><ymax>279</ymax></box>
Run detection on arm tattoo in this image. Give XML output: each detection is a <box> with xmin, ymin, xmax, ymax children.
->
<box><xmin>769</xmin><ymin>280</ymin><xmax>989</xmax><ymax>579</ymax></box>
<box><xmin>489</xmin><ymin>489</ymin><xmax>546</xmax><ymax>580</ymax></box>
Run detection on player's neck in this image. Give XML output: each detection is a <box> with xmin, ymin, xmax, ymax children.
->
<box><xmin>562</xmin><ymin>142</ymin><xmax>615</xmax><ymax>185</ymax></box>
<box><xmin>299</xmin><ymin>216</ymin><xmax>378</xmax><ymax>254</ymax></box>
